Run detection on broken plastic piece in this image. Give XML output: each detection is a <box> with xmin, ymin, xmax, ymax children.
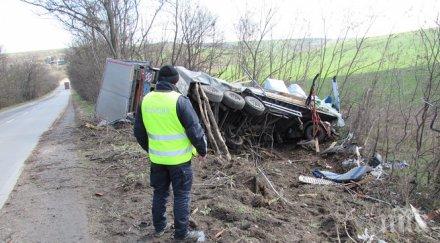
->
<box><xmin>262</xmin><ymin>78</ymin><xmax>289</xmax><ymax>93</ymax></box>
<box><xmin>312</xmin><ymin>166</ymin><xmax>369</xmax><ymax>183</ymax></box>
<box><xmin>298</xmin><ymin>175</ymin><xmax>336</xmax><ymax>185</ymax></box>
<box><xmin>368</xmin><ymin>153</ymin><xmax>383</xmax><ymax>168</ymax></box>
<box><xmin>288</xmin><ymin>84</ymin><xmax>307</xmax><ymax>98</ymax></box>
<box><xmin>370</xmin><ymin>165</ymin><xmax>384</xmax><ymax>179</ymax></box>
<box><xmin>195</xmin><ymin>230</ymin><xmax>206</xmax><ymax>242</ymax></box>
<box><xmin>383</xmin><ymin>161</ymin><xmax>408</xmax><ymax>170</ymax></box>
<box><xmin>410</xmin><ymin>204</ymin><xmax>429</xmax><ymax>232</ymax></box>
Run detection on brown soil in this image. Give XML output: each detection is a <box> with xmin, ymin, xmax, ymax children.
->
<box><xmin>3</xmin><ymin>97</ymin><xmax>438</xmax><ymax>242</ymax></box>
<box><xmin>73</xmin><ymin>100</ymin><xmax>439</xmax><ymax>242</ymax></box>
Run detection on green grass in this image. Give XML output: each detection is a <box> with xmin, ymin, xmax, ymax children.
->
<box><xmin>72</xmin><ymin>90</ymin><xmax>94</xmax><ymax>117</ymax></box>
<box><xmin>218</xmin><ymin>29</ymin><xmax>436</xmax><ymax>99</ymax></box>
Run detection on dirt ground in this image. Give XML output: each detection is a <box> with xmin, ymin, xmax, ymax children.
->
<box><xmin>73</xmin><ymin>100</ymin><xmax>439</xmax><ymax>242</ymax></box>
<box><xmin>1</xmin><ymin>98</ymin><xmax>438</xmax><ymax>242</ymax></box>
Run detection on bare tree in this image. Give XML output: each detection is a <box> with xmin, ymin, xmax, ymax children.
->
<box><xmin>0</xmin><ymin>55</ymin><xmax>60</xmax><ymax>109</ymax></box>
<box><xmin>180</xmin><ymin>3</ymin><xmax>218</xmax><ymax>70</ymax></box>
<box><xmin>23</xmin><ymin>0</ymin><xmax>164</xmax><ymax>101</ymax></box>
<box><xmin>339</xmin><ymin>21</ymin><xmax>373</xmax><ymax>96</ymax></box>
<box><xmin>0</xmin><ymin>46</ymin><xmax>5</xmax><ymax>80</ymax></box>
<box><xmin>236</xmin><ymin>8</ymin><xmax>275</xmax><ymax>82</ymax></box>
<box><xmin>168</xmin><ymin>0</ymin><xmax>223</xmax><ymax>71</ymax></box>
<box><xmin>170</xmin><ymin>0</ymin><xmax>182</xmax><ymax>65</ymax></box>
<box><xmin>23</xmin><ymin>0</ymin><xmax>163</xmax><ymax>59</ymax></box>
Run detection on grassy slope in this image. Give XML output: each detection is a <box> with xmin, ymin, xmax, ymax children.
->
<box><xmin>318</xmin><ymin>31</ymin><xmax>426</xmax><ymax>94</ymax></box>
<box><xmin>72</xmin><ymin>91</ymin><xmax>95</xmax><ymax>118</ymax></box>
<box><xmin>329</xmin><ymin>30</ymin><xmax>432</xmax><ymax>99</ymax></box>
<box><xmin>219</xmin><ymin>30</ymin><xmax>432</xmax><ymax>99</ymax></box>
<box><xmin>323</xmin><ymin>31</ymin><xmax>424</xmax><ymax>74</ymax></box>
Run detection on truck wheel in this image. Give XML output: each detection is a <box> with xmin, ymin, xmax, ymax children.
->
<box><xmin>304</xmin><ymin>124</ymin><xmax>326</xmax><ymax>143</ymax></box>
<box><xmin>226</xmin><ymin>136</ymin><xmax>244</xmax><ymax>151</ymax></box>
<box><xmin>201</xmin><ymin>85</ymin><xmax>223</xmax><ymax>103</ymax></box>
<box><xmin>244</xmin><ymin>96</ymin><xmax>265</xmax><ymax>116</ymax></box>
<box><xmin>222</xmin><ymin>91</ymin><xmax>245</xmax><ymax>110</ymax></box>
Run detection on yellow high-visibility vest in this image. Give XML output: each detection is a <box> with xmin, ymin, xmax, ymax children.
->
<box><xmin>141</xmin><ymin>91</ymin><xmax>193</xmax><ymax>165</ymax></box>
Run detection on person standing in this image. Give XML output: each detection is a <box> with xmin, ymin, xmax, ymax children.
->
<box><xmin>134</xmin><ymin>65</ymin><xmax>207</xmax><ymax>240</ymax></box>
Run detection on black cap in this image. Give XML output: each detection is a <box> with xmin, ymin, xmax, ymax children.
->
<box><xmin>158</xmin><ymin>65</ymin><xmax>179</xmax><ymax>84</ymax></box>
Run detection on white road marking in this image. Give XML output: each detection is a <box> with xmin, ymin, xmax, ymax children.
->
<box><xmin>6</xmin><ymin>119</ymin><xmax>14</xmax><ymax>124</ymax></box>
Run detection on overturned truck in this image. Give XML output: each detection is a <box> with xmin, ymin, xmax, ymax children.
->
<box><xmin>96</xmin><ymin>59</ymin><xmax>344</xmax><ymax>151</ymax></box>
<box><xmin>174</xmin><ymin>67</ymin><xmax>344</xmax><ymax>150</ymax></box>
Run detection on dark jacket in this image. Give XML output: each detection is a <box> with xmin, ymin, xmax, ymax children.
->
<box><xmin>134</xmin><ymin>81</ymin><xmax>207</xmax><ymax>157</ymax></box>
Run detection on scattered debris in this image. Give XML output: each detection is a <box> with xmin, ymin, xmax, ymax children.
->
<box><xmin>312</xmin><ymin>166</ymin><xmax>370</xmax><ymax>183</ymax></box>
<box><xmin>370</xmin><ymin>165</ymin><xmax>384</xmax><ymax>179</ymax></box>
<box><xmin>214</xmin><ymin>228</ymin><xmax>226</xmax><ymax>238</ymax></box>
<box><xmin>340</xmin><ymin>158</ymin><xmax>362</xmax><ymax>168</ymax></box>
<box><xmin>297</xmin><ymin>139</ymin><xmax>319</xmax><ymax>152</ymax></box>
<box><xmin>298</xmin><ymin>175</ymin><xmax>337</xmax><ymax>185</ymax></box>
<box><xmin>425</xmin><ymin>208</ymin><xmax>440</xmax><ymax>222</ymax></box>
<box><xmin>75</xmin><ymin>114</ymin><xmax>440</xmax><ymax>242</ymax></box>
<box><xmin>194</xmin><ymin>231</ymin><xmax>206</xmax><ymax>242</ymax></box>
<box><xmin>298</xmin><ymin>193</ymin><xmax>318</xmax><ymax>197</ymax></box>
<box><xmin>84</xmin><ymin>122</ymin><xmax>103</xmax><ymax>130</ymax></box>
<box><xmin>320</xmin><ymin>133</ymin><xmax>360</xmax><ymax>158</ymax></box>
<box><xmin>410</xmin><ymin>204</ymin><xmax>429</xmax><ymax>232</ymax></box>
<box><xmin>81</xmin><ymin>67</ymin><xmax>440</xmax><ymax>242</ymax></box>
<box><xmin>357</xmin><ymin>228</ymin><xmax>386</xmax><ymax>243</ymax></box>
<box><xmin>382</xmin><ymin>161</ymin><xmax>409</xmax><ymax>170</ymax></box>
<box><xmin>368</xmin><ymin>153</ymin><xmax>408</xmax><ymax>170</ymax></box>
<box><xmin>368</xmin><ymin>153</ymin><xmax>383</xmax><ymax>167</ymax></box>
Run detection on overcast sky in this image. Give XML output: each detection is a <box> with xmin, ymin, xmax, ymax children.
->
<box><xmin>1</xmin><ymin>0</ymin><xmax>439</xmax><ymax>53</ymax></box>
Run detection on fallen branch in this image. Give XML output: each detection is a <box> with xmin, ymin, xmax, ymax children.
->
<box><xmin>193</xmin><ymin>84</ymin><xmax>220</xmax><ymax>155</ymax></box>
<box><xmin>298</xmin><ymin>193</ymin><xmax>318</xmax><ymax>197</ymax></box>
<box><xmin>197</xmin><ymin>83</ymin><xmax>231</xmax><ymax>161</ymax></box>
<box><xmin>257</xmin><ymin>166</ymin><xmax>295</xmax><ymax>206</ymax></box>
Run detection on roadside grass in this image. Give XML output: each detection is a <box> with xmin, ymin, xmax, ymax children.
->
<box><xmin>72</xmin><ymin>90</ymin><xmax>94</xmax><ymax>119</ymax></box>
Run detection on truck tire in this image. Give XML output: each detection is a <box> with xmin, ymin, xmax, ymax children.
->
<box><xmin>304</xmin><ymin>124</ymin><xmax>326</xmax><ymax>143</ymax></box>
<box><xmin>244</xmin><ymin>96</ymin><xmax>265</xmax><ymax>116</ymax></box>
<box><xmin>222</xmin><ymin>91</ymin><xmax>245</xmax><ymax>110</ymax></box>
<box><xmin>201</xmin><ymin>85</ymin><xmax>223</xmax><ymax>103</ymax></box>
<box><xmin>226</xmin><ymin>136</ymin><xmax>244</xmax><ymax>151</ymax></box>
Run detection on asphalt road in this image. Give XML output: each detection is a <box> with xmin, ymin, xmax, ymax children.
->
<box><xmin>0</xmin><ymin>82</ymin><xmax>70</xmax><ymax>209</ymax></box>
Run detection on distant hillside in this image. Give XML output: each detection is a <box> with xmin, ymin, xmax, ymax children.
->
<box><xmin>222</xmin><ymin>29</ymin><xmax>430</xmax><ymax>80</ymax></box>
<box><xmin>279</xmin><ymin>29</ymin><xmax>431</xmax><ymax>83</ymax></box>
<box><xmin>322</xmin><ymin>30</ymin><xmax>426</xmax><ymax>74</ymax></box>
<box><xmin>5</xmin><ymin>48</ymin><xmax>67</xmax><ymax>63</ymax></box>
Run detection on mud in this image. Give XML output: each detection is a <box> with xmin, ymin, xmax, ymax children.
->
<box><xmin>2</xmin><ymin>97</ymin><xmax>437</xmax><ymax>242</ymax></box>
<box><xmin>73</xmin><ymin>99</ymin><xmax>439</xmax><ymax>242</ymax></box>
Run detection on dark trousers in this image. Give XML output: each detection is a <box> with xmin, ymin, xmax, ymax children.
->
<box><xmin>150</xmin><ymin>162</ymin><xmax>193</xmax><ymax>239</ymax></box>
